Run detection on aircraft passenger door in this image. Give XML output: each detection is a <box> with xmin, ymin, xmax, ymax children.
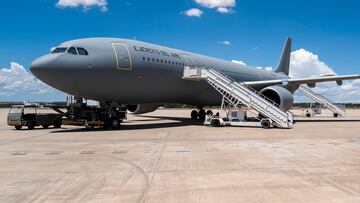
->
<box><xmin>183</xmin><ymin>55</ymin><xmax>196</xmax><ymax>67</ymax></box>
<box><xmin>112</xmin><ymin>43</ymin><xmax>132</xmax><ymax>70</ymax></box>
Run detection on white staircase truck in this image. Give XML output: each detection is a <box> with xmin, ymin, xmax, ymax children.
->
<box><xmin>182</xmin><ymin>66</ymin><xmax>294</xmax><ymax>128</ymax></box>
<box><xmin>298</xmin><ymin>85</ymin><xmax>345</xmax><ymax>117</ymax></box>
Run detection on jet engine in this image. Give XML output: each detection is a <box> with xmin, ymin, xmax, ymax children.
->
<box><xmin>126</xmin><ymin>104</ymin><xmax>159</xmax><ymax>114</ymax></box>
<box><xmin>259</xmin><ymin>86</ymin><xmax>294</xmax><ymax>110</ymax></box>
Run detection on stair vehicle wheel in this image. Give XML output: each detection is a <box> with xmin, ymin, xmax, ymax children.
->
<box><xmin>333</xmin><ymin>113</ymin><xmax>339</xmax><ymax>118</ymax></box>
<box><xmin>15</xmin><ymin>125</ymin><xmax>22</xmax><ymax>130</ymax></box>
<box><xmin>261</xmin><ymin>119</ymin><xmax>271</xmax><ymax>129</ymax></box>
<box><xmin>198</xmin><ymin>109</ymin><xmax>206</xmax><ymax>120</ymax></box>
<box><xmin>42</xmin><ymin>125</ymin><xmax>49</xmax><ymax>129</ymax></box>
<box><xmin>210</xmin><ymin>119</ymin><xmax>221</xmax><ymax>127</ymax></box>
<box><xmin>191</xmin><ymin>110</ymin><xmax>198</xmax><ymax>120</ymax></box>
<box><xmin>27</xmin><ymin>122</ymin><xmax>35</xmax><ymax>130</ymax></box>
<box><xmin>206</xmin><ymin>110</ymin><xmax>213</xmax><ymax>116</ymax></box>
<box><xmin>111</xmin><ymin>118</ymin><xmax>120</xmax><ymax>129</ymax></box>
<box><xmin>305</xmin><ymin>113</ymin><xmax>311</xmax><ymax>118</ymax></box>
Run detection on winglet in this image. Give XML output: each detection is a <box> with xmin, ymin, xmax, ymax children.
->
<box><xmin>275</xmin><ymin>37</ymin><xmax>292</xmax><ymax>75</ymax></box>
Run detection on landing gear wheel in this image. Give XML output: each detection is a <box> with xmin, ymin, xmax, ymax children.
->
<box><xmin>206</xmin><ymin>110</ymin><xmax>213</xmax><ymax>116</ymax></box>
<box><xmin>111</xmin><ymin>118</ymin><xmax>120</xmax><ymax>129</ymax></box>
<box><xmin>191</xmin><ymin>110</ymin><xmax>198</xmax><ymax>120</ymax></box>
<box><xmin>198</xmin><ymin>109</ymin><xmax>206</xmax><ymax>120</ymax></box>
<box><xmin>15</xmin><ymin>125</ymin><xmax>22</xmax><ymax>130</ymax></box>
<box><xmin>333</xmin><ymin>113</ymin><xmax>339</xmax><ymax>118</ymax></box>
<box><xmin>261</xmin><ymin>119</ymin><xmax>271</xmax><ymax>129</ymax></box>
<box><xmin>42</xmin><ymin>125</ymin><xmax>49</xmax><ymax>129</ymax></box>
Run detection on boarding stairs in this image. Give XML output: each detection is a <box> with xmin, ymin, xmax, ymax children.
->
<box><xmin>183</xmin><ymin>66</ymin><xmax>294</xmax><ymax>128</ymax></box>
<box><xmin>298</xmin><ymin>85</ymin><xmax>345</xmax><ymax>116</ymax></box>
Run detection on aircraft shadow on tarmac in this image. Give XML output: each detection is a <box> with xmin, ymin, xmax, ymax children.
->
<box><xmin>50</xmin><ymin>115</ymin><xmax>203</xmax><ymax>133</ymax></box>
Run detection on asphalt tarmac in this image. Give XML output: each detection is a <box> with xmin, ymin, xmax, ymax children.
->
<box><xmin>1</xmin><ymin>108</ymin><xmax>360</xmax><ymax>203</ymax></box>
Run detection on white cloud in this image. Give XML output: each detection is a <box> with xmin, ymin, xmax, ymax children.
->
<box><xmin>56</xmin><ymin>0</ymin><xmax>108</xmax><ymax>12</ymax></box>
<box><xmin>195</xmin><ymin>0</ymin><xmax>236</xmax><ymax>8</ymax></box>
<box><xmin>192</xmin><ymin>0</ymin><xmax>236</xmax><ymax>15</ymax></box>
<box><xmin>218</xmin><ymin>40</ymin><xmax>231</xmax><ymax>45</ymax></box>
<box><xmin>232</xmin><ymin>48</ymin><xmax>360</xmax><ymax>102</ymax></box>
<box><xmin>289</xmin><ymin>49</ymin><xmax>335</xmax><ymax>78</ymax></box>
<box><xmin>183</xmin><ymin>8</ymin><xmax>203</xmax><ymax>17</ymax></box>
<box><xmin>0</xmin><ymin>62</ymin><xmax>54</xmax><ymax>96</ymax></box>
<box><xmin>216</xmin><ymin>7</ymin><xmax>233</xmax><ymax>14</ymax></box>
<box><xmin>290</xmin><ymin>49</ymin><xmax>359</xmax><ymax>103</ymax></box>
<box><xmin>231</xmin><ymin>60</ymin><xmax>247</xmax><ymax>65</ymax></box>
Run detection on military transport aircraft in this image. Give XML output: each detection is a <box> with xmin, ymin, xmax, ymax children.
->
<box><xmin>30</xmin><ymin>37</ymin><xmax>360</xmax><ymax>121</ymax></box>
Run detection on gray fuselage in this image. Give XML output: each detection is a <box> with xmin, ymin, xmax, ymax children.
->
<box><xmin>30</xmin><ymin>38</ymin><xmax>289</xmax><ymax>106</ymax></box>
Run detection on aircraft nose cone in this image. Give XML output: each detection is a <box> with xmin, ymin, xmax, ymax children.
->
<box><xmin>30</xmin><ymin>55</ymin><xmax>54</xmax><ymax>79</ymax></box>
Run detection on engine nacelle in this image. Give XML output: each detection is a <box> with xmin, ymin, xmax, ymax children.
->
<box><xmin>260</xmin><ymin>86</ymin><xmax>294</xmax><ymax>110</ymax></box>
<box><xmin>126</xmin><ymin>104</ymin><xmax>159</xmax><ymax>114</ymax></box>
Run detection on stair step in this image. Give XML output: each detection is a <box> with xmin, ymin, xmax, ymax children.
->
<box><xmin>183</xmin><ymin>66</ymin><xmax>294</xmax><ymax>128</ymax></box>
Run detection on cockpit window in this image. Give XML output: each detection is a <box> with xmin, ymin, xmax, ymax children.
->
<box><xmin>51</xmin><ymin>47</ymin><xmax>68</xmax><ymax>54</ymax></box>
<box><xmin>77</xmin><ymin>47</ymin><xmax>88</xmax><ymax>56</ymax></box>
<box><xmin>67</xmin><ymin>47</ymin><xmax>77</xmax><ymax>55</ymax></box>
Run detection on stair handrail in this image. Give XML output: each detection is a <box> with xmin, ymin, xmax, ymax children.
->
<box><xmin>185</xmin><ymin>65</ymin><xmax>294</xmax><ymax>125</ymax></box>
<box><xmin>299</xmin><ymin>85</ymin><xmax>345</xmax><ymax>112</ymax></box>
<box><xmin>204</xmin><ymin>66</ymin><xmax>291</xmax><ymax>114</ymax></box>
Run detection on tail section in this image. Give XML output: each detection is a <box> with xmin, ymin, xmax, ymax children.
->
<box><xmin>275</xmin><ymin>37</ymin><xmax>292</xmax><ymax>75</ymax></box>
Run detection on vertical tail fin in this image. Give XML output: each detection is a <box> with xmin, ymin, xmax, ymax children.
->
<box><xmin>275</xmin><ymin>37</ymin><xmax>292</xmax><ymax>75</ymax></box>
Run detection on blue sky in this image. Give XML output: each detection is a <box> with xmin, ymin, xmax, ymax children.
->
<box><xmin>0</xmin><ymin>0</ymin><xmax>360</xmax><ymax>102</ymax></box>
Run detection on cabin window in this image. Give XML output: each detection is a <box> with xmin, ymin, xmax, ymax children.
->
<box><xmin>68</xmin><ymin>47</ymin><xmax>77</xmax><ymax>55</ymax></box>
<box><xmin>77</xmin><ymin>47</ymin><xmax>88</xmax><ymax>55</ymax></box>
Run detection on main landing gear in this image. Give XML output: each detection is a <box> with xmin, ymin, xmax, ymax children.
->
<box><xmin>191</xmin><ymin>109</ymin><xmax>213</xmax><ymax>120</ymax></box>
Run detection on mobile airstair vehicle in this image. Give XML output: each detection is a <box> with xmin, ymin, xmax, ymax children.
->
<box><xmin>297</xmin><ymin>85</ymin><xmax>346</xmax><ymax>117</ymax></box>
<box><xmin>183</xmin><ymin>66</ymin><xmax>294</xmax><ymax>129</ymax></box>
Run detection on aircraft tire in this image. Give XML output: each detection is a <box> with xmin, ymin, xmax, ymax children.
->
<box><xmin>198</xmin><ymin>109</ymin><xmax>206</xmax><ymax>120</ymax></box>
<box><xmin>191</xmin><ymin>110</ymin><xmax>198</xmax><ymax>120</ymax></box>
<box><xmin>206</xmin><ymin>110</ymin><xmax>213</xmax><ymax>116</ymax></box>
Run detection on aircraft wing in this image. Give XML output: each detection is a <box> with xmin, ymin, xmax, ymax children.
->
<box><xmin>243</xmin><ymin>74</ymin><xmax>360</xmax><ymax>87</ymax></box>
